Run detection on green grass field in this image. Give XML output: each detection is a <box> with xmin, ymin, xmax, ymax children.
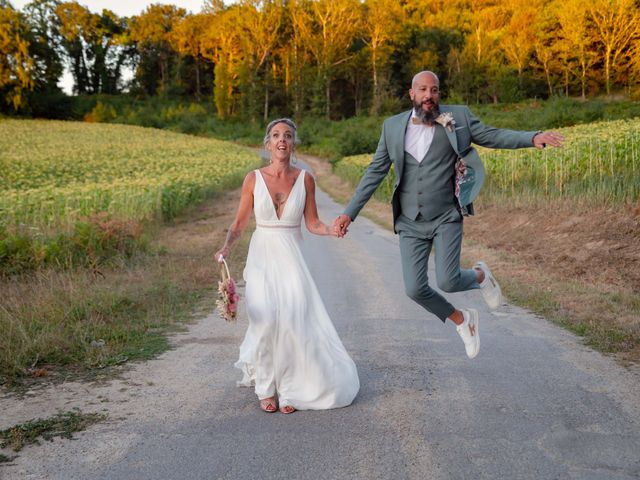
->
<box><xmin>0</xmin><ymin>120</ymin><xmax>260</xmax><ymax>227</ymax></box>
<box><xmin>0</xmin><ymin>120</ymin><xmax>261</xmax><ymax>273</ymax></box>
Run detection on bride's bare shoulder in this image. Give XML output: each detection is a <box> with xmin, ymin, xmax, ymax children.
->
<box><xmin>241</xmin><ymin>170</ymin><xmax>257</xmax><ymax>190</ymax></box>
<box><xmin>302</xmin><ymin>169</ymin><xmax>315</xmax><ymax>188</ymax></box>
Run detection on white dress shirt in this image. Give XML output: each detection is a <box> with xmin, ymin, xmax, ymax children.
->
<box><xmin>404</xmin><ymin>112</ymin><xmax>435</xmax><ymax>162</ymax></box>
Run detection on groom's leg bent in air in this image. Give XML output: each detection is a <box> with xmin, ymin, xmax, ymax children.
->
<box><xmin>432</xmin><ymin>207</ymin><xmax>478</xmax><ymax>294</ymax></box>
<box><xmin>396</xmin><ymin>213</ymin><xmax>455</xmax><ymax>322</ymax></box>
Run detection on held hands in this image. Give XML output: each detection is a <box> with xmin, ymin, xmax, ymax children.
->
<box><xmin>533</xmin><ymin>131</ymin><xmax>565</xmax><ymax>149</ymax></box>
<box><xmin>332</xmin><ymin>214</ymin><xmax>352</xmax><ymax>238</ymax></box>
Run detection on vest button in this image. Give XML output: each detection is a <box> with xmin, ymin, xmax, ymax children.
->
<box><xmin>418</xmin><ymin>191</ymin><xmax>423</xmax><ymax>194</ymax></box>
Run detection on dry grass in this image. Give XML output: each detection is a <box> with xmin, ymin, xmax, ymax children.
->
<box><xmin>302</xmin><ymin>154</ymin><xmax>640</xmax><ymax>365</ymax></box>
<box><xmin>0</xmin><ymin>189</ymin><xmax>249</xmax><ymax>384</ymax></box>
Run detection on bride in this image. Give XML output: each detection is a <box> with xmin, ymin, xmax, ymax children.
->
<box><xmin>214</xmin><ymin>118</ymin><xmax>359</xmax><ymax>414</ymax></box>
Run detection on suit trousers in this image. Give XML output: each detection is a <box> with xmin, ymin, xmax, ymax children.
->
<box><xmin>395</xmin><ymin>206</ymin><xmax>479</xmax><ymax>322</ymax></box>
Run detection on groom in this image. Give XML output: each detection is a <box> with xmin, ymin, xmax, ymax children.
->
<box><xmin>333</xmin><ymin>70</ymin><xmax>564</xmax><ymax>359</ymax></box>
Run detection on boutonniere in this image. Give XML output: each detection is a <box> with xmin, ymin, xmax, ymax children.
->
<box><xmin>435</xmin><ymin>112</ymin><xmax>456</xmax><ymax>132</ymax></box>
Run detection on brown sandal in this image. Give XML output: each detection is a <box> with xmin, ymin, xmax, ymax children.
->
<box><xmin>279</xmin><ymin>405</ymin><xmax>296</xmax><ymax>414</ymax></box>
<box><xmin>259</xmin><ymin>397</ymin><xmax>277</xmax><ymax>413</ymax></box>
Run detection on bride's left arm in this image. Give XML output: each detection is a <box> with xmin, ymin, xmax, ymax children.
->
<box><xmin>303</xmin><ymin>173</ymin><xmax>337</xmax><ymax>237</ymax></box>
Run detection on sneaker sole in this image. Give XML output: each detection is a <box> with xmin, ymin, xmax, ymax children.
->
<box><xmin>476</xmin><ymin>261</ymin><xmax>502</xmax><ymax>310</ymax></box>
<box><xmin>467</xmin><ymin>309</ymin><xmax>480</xmax><ymax>359</ymax></box>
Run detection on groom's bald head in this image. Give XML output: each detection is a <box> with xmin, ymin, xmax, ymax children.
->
<box><xmin>411</xmin><ymin>71</ymin><xmax>439</xmax><ymax>89</ymax></box>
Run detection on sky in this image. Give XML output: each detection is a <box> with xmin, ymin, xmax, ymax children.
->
<box><xmin>11</xmin><ymin>0</ymin><xmax>212</xmax><ymax>17</ymax></box>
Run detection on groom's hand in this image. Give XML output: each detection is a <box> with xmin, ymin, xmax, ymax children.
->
<box><xmin>533</xmin><ymin>131</ymin><xmax>565</xmax><ymax>149</ymax></box>
<box><xmin>333</xmin><ymin>214</ymin><xmax>352</xmax><ymax>238</ymax></box>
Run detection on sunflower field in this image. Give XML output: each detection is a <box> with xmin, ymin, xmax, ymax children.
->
<box><xmin>0</xmin><ymin>120</ymin><xmax>261</xmax><ymax>273</ymax></box>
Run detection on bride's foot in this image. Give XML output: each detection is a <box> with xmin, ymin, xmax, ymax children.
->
<box><xmin>279</xmin><ymin>405</ymin><xmax>296</xmax><ymax>414</ymax></box>
<box><xmin>259</xmin><ymin>397</ymin><xmax>277</xmax><ymax>413</ymax></box>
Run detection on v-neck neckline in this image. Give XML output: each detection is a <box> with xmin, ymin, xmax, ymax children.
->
<box><xmin>257</xmin><ymin>169</ymin><xmax>304</xmax><ymax>220</ymax></box>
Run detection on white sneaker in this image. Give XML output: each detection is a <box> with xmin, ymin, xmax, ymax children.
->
<box><xmin>456</xmin><ymin>308</ymin><xmax>480</xmax><ymax>359</ymax></box>
<box><xmin>475</xmin><ymin>261</ymin><xmax>502</xmax><ymax>310</ymax></box>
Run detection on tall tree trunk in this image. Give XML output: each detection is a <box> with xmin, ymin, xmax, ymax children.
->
<box><xmin>371</xmin><ymin>49</ymin><xmax>378</xmax><ymax>114</ymax></box>
<box><xmin>159</xmin><ymin>50</ymin><xmax>167</xmax><ymax>93</ymax></box>
<box><xmin>195</xmin><ymin>57</ymin><xmax>201</xmax><ymax>100</ymax></box>
<box><xmin>263</xmin><ymin>60</ymin><xmax>269</xmax><ymax>123</ymax></box>
<box><xmin>264</xmin><ymin>84</ymin><xmax>269</xmax><ymax>123</ymax></box>
<box><xmin>325</xmin><ymin>70</ymin><xmax>331</xmax><ymax>120</ymax></box>
<box><xmin>605</xmin><ymin>46</ymin><xmax>611</xmax><ymax>94</ymax></box>
<box><xmin>581</xmin><ymin>60</ymin><xmax>587</xmax><ymax>100</ymax></box>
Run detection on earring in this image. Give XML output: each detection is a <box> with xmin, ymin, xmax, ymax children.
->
<box><xmin>291</xmin><ymin>152</ymin><xmax>297</xmax><ymax>165</ymax></box>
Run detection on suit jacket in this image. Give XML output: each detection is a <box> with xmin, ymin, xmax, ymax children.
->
<box><xmin>343</xmin><ymin>105</ymin><xmax>538</xmax><ymax>231</ymax></box>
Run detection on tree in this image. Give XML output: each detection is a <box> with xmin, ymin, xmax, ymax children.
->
<box><xmin>361</xmin><ymin>0</ymin><xmax>402</xmax><ymax>114</ymax></box>
<box><xmin>500</xmin><ymin>1</ymin><xmax>537</xmax><ymax>88</ymax></box>
<box><xmin>55</xmin><ymin>2</ymin><xmax>127</xmax><ymax>94</ymax></box>
<box><xmin>23</xmin><ymin>0</ymin><xmax>63</xmax><ymax>92</ymax></box>
<box><xmin>200</xmin><ymin>6</ymin><xmax>244</xmax><ymax>118</ymax></box>
<box><xmin>0</xmin><ymin>1</ymin><xmax>34</xmax><ymax>109</ymax></box>
<box><xmin>628</xmin><ymin>37</ymin><xmax>640</xmax><ymax>97</ymax></box>
<box><xmin>235</xmin><ymin>0</ymin><xmax>285</xmax><ymax>121</ymax></box>
<box><xmin>171</xmin><ymin>13</ymin><xmax>208</xmax><ymax>99</ymax></box>
<box><xmin>91</xmin><ymin>9</ymin><xmax>128</xmax><ymax>94</ymax></box>
<box><xmin>555</xmin><ymin>0</ymin><xmax>597</xmax><ymax>98</ymax></box>
<box><xmin>588</xmin><ymin>0</ymin><xmax>640</xmax><ymax>94</ymax></box>
<box><xmin>447</xmin><ymin>2</ymin><xmax>506</xmax><ymax>103</ymax></box>
<box><xmin>290</xmin><ymin>0</ymin><xmax>363</xmax><ymax>119</ymax></box>
<box><xmin>129</xmin><ymin>4</ymin><xmax>186</xmax><ymax>94</ymax></box>
<box><xmin>55</xmin><ymin>2</ymin><xmax>96</xmax><ymax>94</ymax></box>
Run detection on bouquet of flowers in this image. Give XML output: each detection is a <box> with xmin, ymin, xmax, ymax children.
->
<box><xmin>216</xmin><ymin>257</ymin><xmax>239</xmax><ymax>322</ymax></box>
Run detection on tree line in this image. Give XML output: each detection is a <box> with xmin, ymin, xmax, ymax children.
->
<box><xmin>1</xmin><ymin>0</ymin><xmax>639</xmax><ymax>120</ymax></box>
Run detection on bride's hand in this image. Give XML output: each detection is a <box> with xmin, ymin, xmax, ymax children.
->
<box><xmin>329</xmin><ymin>225</ymin><xmax>345</xmax><ymax>237</ymax></box>
<box><xmin>214</xmin><ymin>248</ymin><xmax>229</xmax><ymax>263</ymax></box>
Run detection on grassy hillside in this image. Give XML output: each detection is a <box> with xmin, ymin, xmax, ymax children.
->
<box><xmin>0</xmin><ymin>120</ymin><xmax>261</xmax><ymax>273</ymax></box>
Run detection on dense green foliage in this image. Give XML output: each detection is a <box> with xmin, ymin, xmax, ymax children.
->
<box><xmin>69</xmin><ymin>94</ymin><xmax>640</xmax><ymax>162</ymax></box>
<box><xmin>2</xmin><ymin>0</ymin><xmax>639</xmax><ymax>118</ymax></box>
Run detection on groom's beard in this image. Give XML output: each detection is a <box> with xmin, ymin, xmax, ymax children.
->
<box><xmin>413</xmin><ymin>100</ymin><xmax>440</xmax><ymax>124</ymax></box>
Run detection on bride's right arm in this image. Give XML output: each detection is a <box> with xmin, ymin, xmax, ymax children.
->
<box><xmin>214</xmin><ymin>171</ymin><xmax>255</xmax><ymax>262</ymax></box>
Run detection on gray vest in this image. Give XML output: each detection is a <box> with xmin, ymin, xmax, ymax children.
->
<box><xmin>398</xmin><ymin>125</ymin><xmax>458</xmax><ymax>221</ymax></box>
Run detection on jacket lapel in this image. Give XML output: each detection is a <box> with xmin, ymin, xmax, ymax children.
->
<box><xmin>392</xmin><ymin>110</ymin><xmax>412</xmax><ymax>181</ymax></box>
<box><xmin>438</xmin><ymin>105</ymin><xmax>459</xmax><ymax>155</ymax></box>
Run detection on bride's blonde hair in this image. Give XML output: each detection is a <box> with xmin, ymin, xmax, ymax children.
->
<box><xmin>263</xmin><ymin>118</ymin><xmax>300</xmax><ymax>147</ymax></box>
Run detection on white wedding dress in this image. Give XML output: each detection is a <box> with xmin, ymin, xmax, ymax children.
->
<box><xmin>235</xmin><ymin>169</ymin><xmax>359</xmax><ymax>410</ymax></box>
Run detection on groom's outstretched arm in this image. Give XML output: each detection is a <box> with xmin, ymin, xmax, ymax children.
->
<box><xmin>333</xmin><ymin>123</ymin><xmax>393</xmax><ymax>236</ymax></box>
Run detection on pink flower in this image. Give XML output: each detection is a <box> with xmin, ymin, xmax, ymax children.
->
<box><xmin>216</xmin><ymin>257</ymin><xmax>239</xmax><ymax>322</ymax></box>
<box><xmin>217</xmin><ymin>277</ymin><xmax>239</xmax><ymax>322</ymax></box>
